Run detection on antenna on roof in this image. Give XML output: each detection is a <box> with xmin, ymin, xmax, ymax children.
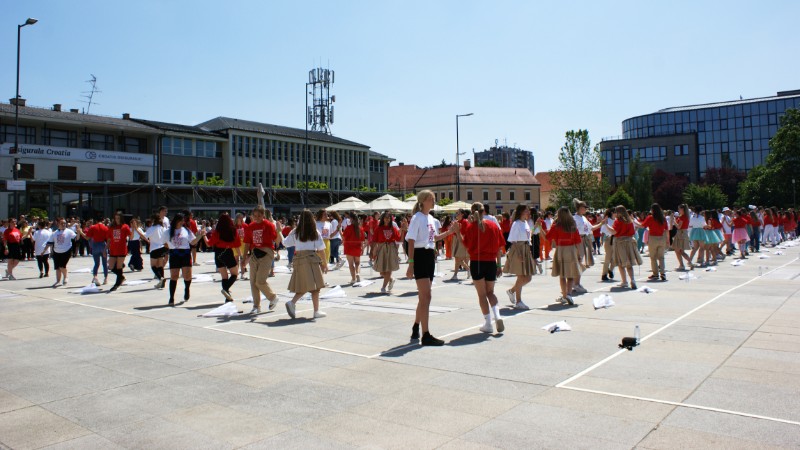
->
<box><xmin>307</xmin><ymin>65</ymin><xmax>335</xmax><ymax>134</ymax></box>
<box><xmin>79</xmin><ymin>74</ymin><xmax>101</xmax><ymax>114</ymax></box>
<box><xmin>740</xmin><ymin>95</ymin><xmax>743</xmax><ymax>100</ymax></box>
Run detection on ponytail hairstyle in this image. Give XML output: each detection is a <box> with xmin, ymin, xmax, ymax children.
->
<box><xmin>296</xmin><ymin>210</ymin><xmax>318</xmax><ymax>242</ymax></box>
<box><xmin>554</xmin><ymin>206</ymin><xmax>577</xmax><ymax>233</ymax></box>
<box><xmin>615</xmin><ymin>205</ymin><xmax>632</xmax><ymax>223</ymax></box>
<box><xmin>573</xmin><ymin>198</ymin><xmax>588</xmax><ymax>213</ymax></box>
<box><xmin>413</xmin><ymin>190</ymin><xmax>434</xmax><ymax>215</ymax></box>
<box><xmin>511</xmin><ymin>204</ymin><xmax>528</xmax><ymax>222</ymax></box>
<box><xmin>651</xmin><ymin>203</ymin><xmax>665</xmax><ymax>225</ymax></box>
<box><xmin>348</xmin><ymin>210</ymin><xmax>361</xmax><ymax>238</ymax></box>
<box><xmin>470</xmin><ymin>202</ymin><xmax>485</xmax><ymax>232</ymax></box>
<box><xmin>678</xmin><ymin>203</ymin><xmax>688</xmax><ymax>217</ymax></box>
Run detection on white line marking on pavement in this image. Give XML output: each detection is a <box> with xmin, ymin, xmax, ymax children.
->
<box><xmin>556</xmin><ymin>257</ymin><xmax>799</xmax><ymax>388</ymax></box>
<box><xmin>560</xmin><ymin>385</ymin><xmax>800</xmax><ymax>427</ymax></box>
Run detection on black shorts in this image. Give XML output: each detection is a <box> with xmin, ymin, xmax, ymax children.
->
<box><xmin>214</xmin><ymin>247</ymin><xmax>237</xmax><ymax>269</ymax></box>
<box><xmin>470</xmin><ymin>260</ymin><xmax>498</xmax><ymax>282</ymax></box>
<box><xmin>169</xmin><ymin>250</ymin><xmax>193</xmax><ymax>269</ymax></box>
<box><xmin>412</xmin><ymin>248</ymin><xmax>436</xmax><ymax>281</ymax></box>
<box><xmin>53</xmin><ymin>251</ymin><xmax>71</xmax><ymax>270</ymax></box>
<box><xmin>6</xmin><ymin>243</ymin><xmax>22</xmax><ymax>260</ymax></box>
<box><xmin>150</xmin><ymin>247</ymin><xmax>168</xmax><ymax>259</ymax></box>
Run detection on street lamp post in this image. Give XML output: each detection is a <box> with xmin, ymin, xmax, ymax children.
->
<box><xmin>13</xmin><ymin>18</ymin><xmax>38</xmax><ymax>218</ymax></box>
<box><xmin>793</xmin><ymin>178</ymin><xmax>796</xmax><ymax>208</ymax></box>
<box><xmin>304</xmin><ymin>82</ymin><xmax>310</xmax><ymax>208</ymax></box>
<box><xmin>455</xmin><ymin>113</ymin><xmax>473</xmax><ymax>202</ymax></box>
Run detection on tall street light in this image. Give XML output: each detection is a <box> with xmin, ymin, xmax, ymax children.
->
<box><xmin>455</xmin><ymin>113</ymin><xmax>473</xmax><ymax>202</ymax></box>
<box><xmin>14</xmin><ymin>18</ymin><xmax>38</xmax><ymax>218</ymax></box>
<box><xmin>793</xmin><ymin>178</ymin><xmax>796</xmax><ymax>208</ymax></box>
<box><xmin>304</xmin><ymin>82</ymin><xmax>311</xmax><ymax>208</ymax></box>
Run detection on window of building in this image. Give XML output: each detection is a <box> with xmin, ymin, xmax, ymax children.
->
<box><xmin>97</xmin><ymin>168</ymin><xmax>115</xmax><ymax>182</ymax></box>
<box><xmin>85</xmin><ymin>133</ymin><xmax>114</xmax><ymax>151</ymax></box>
<box><xmin>496</xmin><ymin>191</ymin><xmax>502</xmax><ymax>201</ymax></box>
<box><xmin>44</xmin><ymin>129</ymin><xmax>78</xmax><ymax>147</ymax></box>
<box><xmin>448</xmin><ymin>191</ymin><xmax>453</xmax><ymax>200</ymax></box>
<box><xmin>0</xmin><ymin>125</ymin><xmax>35</xmax><ymax>144</ymax></box>
<box><xmin>195</xmin><ymin>140</ymin><xmax>216</xmax><ymax>158</ymax></box>
<box><xmin>19</xmin><ymin>163</ymin><xmax>34</xmax><ymax>179</ymax></box>
<box><xmin>510</xmin><ymin>191</ymin><xmax>515</xmax><ymax>201</ymax></box>
<box><xmin>124</xmin><ymin>137</ymin><xmax>145</xmax><ymax>153</ymax></box>
<box><xmin>58</xmin><ymin>166</ymin><xmax>77</xmax><ymax>181</ymax></box>
<box><xmin>133</xmin><ymin>170</ymin><xmax>149</xmax><ymax>183</ymax></box>
<box><xmin>466</xmin><ymin>190</ymin><xmax>473</xmax><ymax>201</ymax></box>
<box><xmin>525</xmin><ymin>191</ymin><xmax>531</xmax><ymax>201</ymax></box>
<box><xmin>162</xmin><ymin>170</ymin><xmax>172</xmax><ymax>183</ymax></box>
<box><xmin>483</xmin><ymin>190</ymin><xmax>489</xmax><ymax>201</ymax></box>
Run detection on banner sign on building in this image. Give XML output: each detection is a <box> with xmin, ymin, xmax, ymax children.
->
<box><xmin>6</xmin><ymin>180</ymin><xmax>26</xmax><ymax>191</ymax></box>
<box><xmin>0</xmin><ymin>144</ymin><xmax>153</xmax><ymax>167</ymax></box>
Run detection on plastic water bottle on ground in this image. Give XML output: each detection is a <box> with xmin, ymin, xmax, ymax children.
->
<box><xmin>634</xmin><ymin>325</ymin><xmax>640</xmax><ymax>345</ymax></box>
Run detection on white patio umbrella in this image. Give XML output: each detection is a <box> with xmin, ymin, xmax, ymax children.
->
<box><xmin>441</xmin><ymin>201</ymin><xmax>473</xmax><ymax>213</ymax></box>
<box><xmin>327</xmin><ymin>196</ymin><xmax>368</xmax><ymax>212</ymax></box>
<box><xmin>365</xmin><ymin>194</ymin><xmax>412</xmax><ymax>212</ymax></box>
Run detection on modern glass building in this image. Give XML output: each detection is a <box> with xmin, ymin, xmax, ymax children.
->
<box><xmin>600</xmin><ymin>89</ymin><xmax>800</xmax><ymax>185</ymax></box>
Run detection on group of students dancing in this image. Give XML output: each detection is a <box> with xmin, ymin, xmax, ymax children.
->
<box><xmin>4</xmin><ymin>191</ymin><xmax>797</xmax><ymax>347</ymax></box>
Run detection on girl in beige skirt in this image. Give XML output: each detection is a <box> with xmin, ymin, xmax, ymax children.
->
<box><xmin>607</xmin><ymin>206</ymin><xmax>643</xmax><ymax>290</ymax></box>
<box><xmin>372</xmin><ymin>212</ymin><xmax>402</xmax><ymax>293</ymax></box>
<box><xmin>283</xmin><ymin>210</ymin><xmax>328</xmax><ymax>319</ymax></box>
<box><xmin>504</xmin><ymin>204</ymin><xmax>535</xmax><ymax>310</ymax></box>
<box><xmin>545</xmin><ymin>207</ymin><xmax>583</xmax><ymax>305</ymax></box>
<box><xmin>450</xmin><ymin>209</ymin><xmax>471</xmax><ymax>281</ymax></box>
<box><xmin>672</xmin><ymin>204</ymin><xmax>693</xmax><ymax>271</ymax></box>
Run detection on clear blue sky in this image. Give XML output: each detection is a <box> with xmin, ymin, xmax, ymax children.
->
<box><xmin>3</xmin><ymin>1</ymin><xmax>799</xmax><ymax>172</ymax></box>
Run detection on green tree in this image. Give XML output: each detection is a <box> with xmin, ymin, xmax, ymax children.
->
<box><xmin>738</xmin><ymin>108</ymin><xmax>800</xmax><ymax>207</ymax></box>
<box><xmin>437</xmin><ymin>197</ymin><xmax>453</xmax><ymax>207</ymax></box>
<box><xmin>606</xmin><ymin>187</ymin><xmax>634</xmax><ymax>210</ymax></box>
<box><xmin>624</xmin><ymin>155</ymin><xmax>653</xmax><ymax>211</ymax></box>
<box><xmin>476</xmin><ymin>160</ymin><xmax>500</xmax><ymax>167</ymax></box>
<box><xmin>683</xmin><ymin>183</ymin><xmax>727</xmax><ymax>209</ymax></box>
<box><xmin>549</xmin><ymin>129</ymin><xmax>602</xmax><ymax>208</ymax></box>
<box><xmin>28</xmin><ymin>207</ymin><xmax>48</xmax><ymax>219</ymax></box>
<box><xmin>403</xmin><ymin>193</ymin><xmax>415</xmax><ymax>200</ymax></box>
<box><xmin>355</xmin><ymin>185</ymin><xmax>377</xmax><ymax>192</ymax></box>
<box><xmin>296</xmin><ymin>180</ymin><xmax>329</xmax><ymax>190</ymax></box>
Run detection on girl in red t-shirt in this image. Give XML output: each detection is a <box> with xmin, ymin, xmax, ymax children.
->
<box><xmin>234</xmin><ymin>213</ymin><xmax>249</xmax><ymax>279</ymax></box>
<box><xmin>731</xmin><ymin>209</ymin><xmax>751</xmax><ymax>259</ymax></box>
<box><xmin>372</xmin><ymin>212</ymin><xmax>402</xmax><ymax>293</ymax></box>
<box><xmin>107</xmin><ymin>212</ymin><xmax>132</xmax><ymax>292</ymax></box>
<box><xmin>672</xmin><ymin>204</ymin><xmax>693</xmax><ymax>271</ymax></box>
<box><xmin>450</xmin><ymin>209</ymin><xmax>471</xmax><ymax>281</ymax></box>
<box><xmin>607</xmin><ymin>206</ymin><xmax>642</xmax><ymax>290</ymax></box>
<box><xmin>460</xmin><ymin>202</ymin><xmax>506</xmax><ymax>334</ymax></box>
<box><xmin>208</xmin><ymin>213</ymin><xmax>242</xmax><ymax>303</ymax></box>
<box><xmin>635</xmin><ymin>203</ymin><xmax>668</xmax><ymax>281</ymax></box>
<box><xmin>545</xmin><ymin>207</ymin><xmax>582</xmax><ymax>305</ymax></box>
<box><xmin>342</xmin><ymin>212</ymin><xmax>366</xmax><ymax>284</ymax></box>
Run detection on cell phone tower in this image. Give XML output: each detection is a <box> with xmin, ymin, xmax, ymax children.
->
<box><xmin>307</xmin><ymin>67</ymin><xmax>335</xmax><ymax>134</ymax></box>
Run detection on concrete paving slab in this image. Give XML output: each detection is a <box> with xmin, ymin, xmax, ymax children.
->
<box><xmin>0</xmin><ymin>406</ymin><xmax>91</xmax><ymax>450</ymax></box>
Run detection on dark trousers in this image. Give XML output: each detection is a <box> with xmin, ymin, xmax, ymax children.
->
<box><xmin>128</xmin><ymin>240</ymin><xmax>143</xmax><ymax>270</ymax></box>
<box><xmin>36</xmin><ymin>255</ymin><xmax>50</xmax><ymax>274</ymax></box>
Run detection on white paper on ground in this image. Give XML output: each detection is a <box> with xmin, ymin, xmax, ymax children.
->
<box><xmin>542</xmin><ymin>320</ymin><xmax>571</xmax><ymax>332</ymax></box>
<box><xmin>775</xmin><ymin>251</ymin><xmax>784</xmax><ymax>255</ymax></box>
<box><xmin>321</xmin><ymin>285</ymin><xmax>347</xmax><ymax>299</ymax></box>
<box><xmin>240</xmin><ymin>294</ymin><xmax>266</xmax><ymax>304</ymax></box>
<box><xmin>76</xmin><ymin>284</ymin><xmax>102</xmax><ymax>294</ymax></box>
<box><xmin>201</xmin><ymin>302</ymin><xmax>242</xmax><ymax>317</ymax></box>
<box><xmin>759</xmin><ymin>255</ymin><xmax>770</xmax><ymax>259</ymax></box>
<box><xmin>731</xmin><ymin>260</ymin><xmax>745</xmax><ymax>266</ymax></box>
<box><xmin>433</xmin><ymin>272</ymin><xmax>444</xmax><ymax>278</ymax></box>
<box><xmin>70</xmin><ymin>267</ymin><xmax>92</xmax><ymax>273</ymax></box>
<box><xmin>592</xmin><ymin>294</ymin><xmax>615</xmax><ymax>309</ymax></box>
<box><xmin>704</xmin><ymin>267</ymin><xmax>717</xmax><ymax>272</ymax></box>
<box><xmin>679</xmin><ymin>273</ymin><xmax>699</xmax><ymax>280</ymax></box>
<box><xmin>192</xmin><ymin>274</ymin><xmax>214</xmax><ymax>283</ymax></box>
<box><xmin>637</xmin><ymin>286</ymin><xmax>657</xmax><ymax>294</ymax></box>
<box><xmin>352</xmin><ymin>280</ymin><xmax>375</xmax><ymax>288</ymax></box>
<box><xmin>122</xmin><ymin>279</ymin><xmax>149</xmax><ymax>286</ymax></box>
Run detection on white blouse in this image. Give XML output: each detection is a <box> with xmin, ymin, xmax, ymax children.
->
<box><xmin>507</xmin><ymin>220</ymin><xmax>531</xmax><ymax>243</ymax></box>
<box><xmin>284</xmin><ymin>229</ymin><xmax>325</xmax><ymax>251</ymax></box>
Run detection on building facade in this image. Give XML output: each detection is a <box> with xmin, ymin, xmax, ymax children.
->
<box><xmin>388</xmin><ymin>165</ymin><xmax>541</xmax><ymax>214</ymax></box>
<box><xmin>0</xmin><ymin>102</ymin><xmax>393</xmax><ymax>219</ymax></box>
<box><xmin>600</xmin><ymin>89</ymin><xmax>800</xmax><ymax>185</ymax></box>
<box><xmin>473</xmin><ymin>144</ymin><xmax>535</xmax><ymax>174</ymax></box>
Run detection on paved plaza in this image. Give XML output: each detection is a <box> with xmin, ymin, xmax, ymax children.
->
<box><xmin>1</xmin><ymin>245</ymin><xmax>799</xmax><ymax>449</ymax></box>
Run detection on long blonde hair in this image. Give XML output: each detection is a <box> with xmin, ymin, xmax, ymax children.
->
<box><xmin>470</xmin><ymin>202</ymin><xmax>485</xmax><ymax>232</ymax></box>
<box><xmin>554</xmin><ymin>206</ymin><xmax>577</xmax><ymax>233</ymax></box>
<box><xmin>413</xmin><ymin>190</ymin><xmax>434</xmax><ymax>215</ymax></box>
<box><xmin>615</xmin><ymin>205</ymin><xmax>632</xmax><ymax>223</ymax></box>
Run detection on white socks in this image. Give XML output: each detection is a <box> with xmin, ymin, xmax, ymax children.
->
<box><xmin>491</xmin><ymin>304</ymin><xmax>501</xmax><ymax>321</ymax></box>
<box><xmin>483</xmin><ymin>313</ymin><xmax>492</xmax><ymax>325</ymax></box>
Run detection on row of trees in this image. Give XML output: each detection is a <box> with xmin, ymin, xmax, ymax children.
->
<box><xmin>549</xmin><ymin>109</ymin><xmax>800</xmax><ymax>211</ymax></box>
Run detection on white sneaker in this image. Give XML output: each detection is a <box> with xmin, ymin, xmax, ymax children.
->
<box><xmin>286</xmin><ymin>301</ymin><xmax>296</xmax><ymax>319</ymax></box>
<box><xmin>356</xmin><ymin>275</ymin><xmax>361</xmax><ymax>283</ymax></box>
<box><xmin>249</xmin><ymin>307</ymin><xmax>261</xmax><ymax>315</ymax></box>
<box><xmin>313</xmin><ymin>311</ymin><xmax>327</xmax><ymax>319</ymax></box>
<box><xmin>565</xmin><ymin>295</ymin><xmax>575</xmax><ymax>305</ymax></box>
<box><xmin>506</xmin><ymin>290</ymin><xmax>516</xmax><ymax>305</ymax></box>
<box><xmin>514</xmin><ymin>301</ymin><xmax>530</xmax><ymax>310</ymax></box>
<box><xmin>573</xmin><ymin>285</ymin><xmax>587</xmax><ymax>294</ymax></box>
<box><xmin>52</xmin><ymin>281</ymin><xmax>60</xmax><ymax>288</ymax></box>
<box><xmin>7</xmin><ymin>274</ymin><xmax>15</xmax><ymax>281</ymax></box>
<box><xmin>387</xmin><ymin>278</ymin><xmax>395</xmax><ymax>291</ymax></box>
<box><xmin>380</xmin><ymin>287</ymin><xmax>387</xmax><ymax>294</ymax></box>
<box><xmin>91</xmin><ymin>277</ymin><xmax>99</xmax><ymax>286</ymax></box>
<box><xmin>479</xmin><ymin>322</ymin><xmax>493</xmax><ymax>333</ymax></box>
<box><xmin>268</xmin><ymin>296</ymin><xmax>279</xmax><ymax>311</ymax></box>
<box><xmin>159</xmin><ymin>278</ymin><xmax>167</xmax><ymax>289</ymax></box>
<box><xmin>495</xmin><ymin>318</ymin><xmax>505</xmax><ymax>333</ymax></box>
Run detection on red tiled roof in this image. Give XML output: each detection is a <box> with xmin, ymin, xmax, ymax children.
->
<box><xmin>389</xmin><ymin>165</ymin><xmax>539</xmax><ymax>191</ymax></box>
